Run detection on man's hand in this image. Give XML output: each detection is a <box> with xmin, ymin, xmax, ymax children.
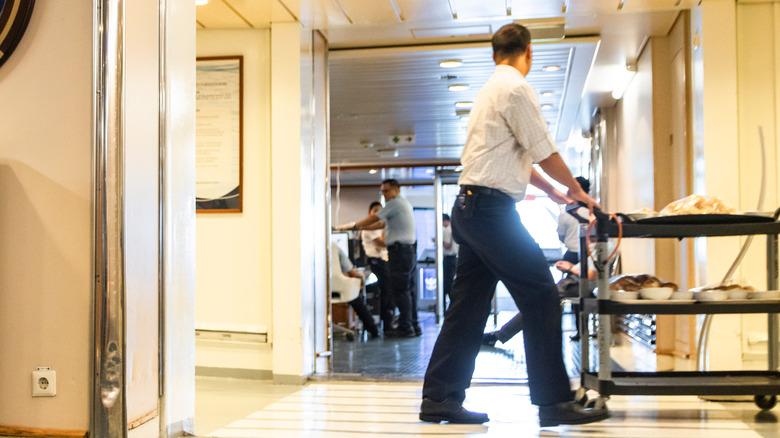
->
<box><xmin>334</xmin><ymin>221</ymin><xmax>356</xmax><ymax>231</ymax></box>
<box><xmin>555</xmin><ymin>260</ymin><xmax>575</xmax><ymax>273</ymax></box>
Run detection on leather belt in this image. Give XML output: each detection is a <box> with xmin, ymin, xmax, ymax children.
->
<box><xmin>460</xmin><ymin>185</ymin><xmax>510</xmax><ymax>199</ymax></box>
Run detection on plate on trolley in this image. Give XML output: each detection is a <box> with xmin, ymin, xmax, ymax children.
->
<box><xmin>749</xmin><ymin>291</ymin><xmax>780</xmax><ymax>300</ymax></box>
<box><xmin>633</xmin><ymin>214</ymin><xmax>775</xmax><ymax>225</ymax></box>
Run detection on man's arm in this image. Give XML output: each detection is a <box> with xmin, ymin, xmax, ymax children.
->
<box><xmin>537</xmin><ymin>153</ymin><xmax>598</xmax><ymax>210</ymax></box>
<box><xmin>530</xmin><ymin>168</ymin><xmax>572</xmax><ymax>205</ymax></box>
<box><xmin>336</xmin><ymin>213</ymin><xmax>382</xmax><ymax>230</ymax></box>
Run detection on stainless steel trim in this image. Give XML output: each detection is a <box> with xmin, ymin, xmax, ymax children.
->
<box><xmin>434</xmin><ymin>169</ymin><xmax>444</xmax><ymax>323</ymax></box>
<box><xmin>93</xmin><ymin>0</ymin><xmax>127</xmax><ymax>436</ymax></box>
<box><xmin>157</xmin><ymin>0</ymin><xmax>167</xmax><ymax>399</ymax></box>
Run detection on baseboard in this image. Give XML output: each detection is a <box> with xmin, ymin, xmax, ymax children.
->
<box><xmin>0</xmin><ymin>425</ymin><xmax>88</xmax><ymax>438</ymax></box>
<box><xmin>272</xmin><ymin>374</ymin><xmax>309</xmax><ymax>385</ymax></box>
<box><xmin>162</xmin><ymin>418</ymin><xmax>194</xmax><ymax>437</ymax></box>
<box><xmin>195</xmin><ymin>365</ymin><xmax>272</xmax><ymax>380</ymax></box>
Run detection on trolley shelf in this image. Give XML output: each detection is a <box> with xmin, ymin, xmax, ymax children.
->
<box><xmin>582</xmin><ymin>298</ymin><xmax>780</xmax><ymax>315</ymax></box>
<box><xmin>605</xmin><ymin>219</ymin><xmax>780</xmax><ymax>238</ymax></box>
<box><xmin>582</xmin><ymin>371</ymin><xmax>780</xmax><ymax>396</ymax></box>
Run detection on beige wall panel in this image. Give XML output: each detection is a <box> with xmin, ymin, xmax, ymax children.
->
<box><xmin>125</xmin><ymin>0</ymin><xmax>161</xmax><ymax>429</ymax></box>
<box><xmin>0</xmin><ymin>1</ymin><xmax>92</xmax><ymax>430</ymax></box>
<box><xmin>196</xmin><ymin>29</ymin><xmax>273</xmax><ymax>372</ymax></box>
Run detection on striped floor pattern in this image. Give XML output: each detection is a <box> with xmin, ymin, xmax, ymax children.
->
<box><xmin>199</xmin><ymin>381</ymin><xmax>778</xmax><ymax>437</ymax></box>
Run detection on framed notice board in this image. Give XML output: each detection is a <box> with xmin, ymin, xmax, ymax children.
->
<box><xmin>195</xmin><ymin>56</ymin><xmax>243</xmax><ymax>213</ymax></box>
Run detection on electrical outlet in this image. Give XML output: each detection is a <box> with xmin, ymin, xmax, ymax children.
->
<box><xmin>32</xmin><ymin>367</ymin><xmax>56</xmax><ymax>397</ymax></box>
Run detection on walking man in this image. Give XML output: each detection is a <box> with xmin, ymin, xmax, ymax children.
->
<box><xmin>419</xmin><ymin>23</ymin><xmax>609</xmax><ymax>427</ymax></box>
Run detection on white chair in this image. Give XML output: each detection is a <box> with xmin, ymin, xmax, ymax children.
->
<box><xmin>331</xmin><ymin>242</ymin><xmax>362</xmax><ymax>339</ymax></box>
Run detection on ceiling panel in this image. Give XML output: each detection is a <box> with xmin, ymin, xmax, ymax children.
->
<box><xmin>453</xmin><ymin>0</ymin><xmax>508</xmax><ymax>20</ymax></box>
<box><xmin>225</xmin><ymin>0</ymin><xmax>296</xmax><ymax>26</ymax></box>
<box><xmin>334</xmin><ymin>0</ymin><xmax>401</xmax><ymax>24</ymax></box>
<box><xmin>196</xmin><ymin>0</ymin><xmax>251</xmax><ymax>28</ymax></box>
<box><xmin>329</xmin><ymin>40</ymin><xmax>594</xmax><ymax>167</ymax></box>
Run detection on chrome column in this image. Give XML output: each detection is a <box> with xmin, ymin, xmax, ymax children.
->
<box><xmin>93</xmin><ymin>0</ymin><xmax>127</xmax><ymax>436</ymax></box>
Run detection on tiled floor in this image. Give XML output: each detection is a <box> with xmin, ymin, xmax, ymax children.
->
<box><xmin>196</xmin><ymin>380</ymin><xmax>780</xmax><ymax>437</ymax></box>
<box><xmin>194</xmin><ymin>308</ymin><xmax>780</xmax><ymax>437</ymax></box>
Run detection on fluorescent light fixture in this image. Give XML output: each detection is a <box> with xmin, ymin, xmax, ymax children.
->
<box><xmin>541</xmin><ymin>104</ymin><xmax>553</xmax><ymax>110</ymax></box>
<box><xmin>369</xmin><ymin>169</ymin><xmax>378</xmax><ymax>174</ymax></box>
<box><xmin>455</xmin><ymin>101</ymin><xmax>473</xmax><ymax>108</ymax></box>
<box><xmin>542</xmin><ymin>65</ymin><xmax>560</xmax><ymax>72</ymax></box>
<box><xmin>460</xmin><ymin>116</ymin><xmax>470</xmax><ymax>122</ymax></box>
<box><xmin>611</xmin><ymin>62</ymin><xmax>637</xmax><ymax>100</ymax></box>
<box><xmin>378</xmin><ymin>149</ymin><xmax>399</xmax><ymax>158</ymax></box>
<box><xmin>439</xmin><ymin>59</ymin><xmax>463</xmax><ymax>68</ymax></box>
<box><xmin>540</xmin><ymin>91</ymin><xmax>554</xmax><ymax>97</ymax></box>
<box><xmin>448</xmin><ymin>84</ymin><xmax>470</xmax><ymax>92</ymax></box>
<box><xmin>455</xmin><ymin>109</ymin><xmax>470</xmax><ymax>116</ymax></box>
<box><xmin>196</xmin><ymin>0</ymin><xmax>208</xmax><ymax>5</ymax></box>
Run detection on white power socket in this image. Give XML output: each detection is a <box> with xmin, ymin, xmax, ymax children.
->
<box><xmin>32</xmin><ymin>367</ymin><xmax>56</xmax><ymax>397</ymax></box>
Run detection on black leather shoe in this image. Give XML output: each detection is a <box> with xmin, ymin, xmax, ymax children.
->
<box><xmin>384</xmin><ymin>328</ymin><xmax>415</xmax><ymax>338</ymax></box>
<box><xmin>414</xmin><ymin>325</ymin><xmax>422</xmax><ymax>337</ymax></box>
<box><xmin>481</xmin><ymin>332</ymin><xmax>498</xmax><ymax>346</ymax></box>
<box><xmin>419</xmin><ymin>398</ymin><xmax>489</xmax><ymax>424</ymax></box>
<box><xmin>538</xmin><ymin>400</ymin><xmax>609</xmax><ymax>427</ymax></box>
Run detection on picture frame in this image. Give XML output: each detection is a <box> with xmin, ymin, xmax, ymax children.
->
<box><xmin>195</xmin><ymin>55</ymin><xmax>243</xmax><ymax>213</ymax></box>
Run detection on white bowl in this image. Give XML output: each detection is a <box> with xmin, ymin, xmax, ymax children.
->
<box><xmin>695</xmin><ymin>290</ymin><xmax>729</xmax><ymax>302</ymax></box>
<box><xmin>750</xmin><ymin>290</ymin><xmax>780</xmax><ymax>300</ymax></box>
<box><xmin>728</xmin><ymin>289</ymin><xmax>749</xmax><ymax>300</ymax></box>
<box><xmin>639</xmin><ymin>287</ymin><xmax>674</xmax><ymax>300</ymax></box>
<box><xmin>670</xmin><ymin>291</ymin><xmax>694</xmax><ymax>301</ymax></box>
<box><xmin>611</xmin><ymin>290</ymin><xmax>639</xmax><ymax>301</ymax></box>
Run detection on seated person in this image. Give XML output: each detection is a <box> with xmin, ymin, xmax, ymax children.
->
<box><xmin>333</xmin><ymin>242</ymin><xmax>380</xmax><ymax>339</ymax></box>
<box><xmin>482</xmin><ymin>241</ymin><xmax>616</xmax><ymax>346</ymax></box>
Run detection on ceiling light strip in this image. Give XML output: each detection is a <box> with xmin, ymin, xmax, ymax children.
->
<box><xmin>222</xmin><ymin>0</ymin><xmax>254</xmax><ymax>28</ymax></box>
<box><xmin>387</xmin><ymin>0</ymin><xmax>405</xmax><ymax>22</ymax></box>
<box><xmin>447</xmin><ymin>0</ymin><xmax>458</xmax><ymax>19</ymax></box>
<box><xmin>331</xmin><ymin>0</ymin><xmax>354</xmax><ymax>24</ymax></box>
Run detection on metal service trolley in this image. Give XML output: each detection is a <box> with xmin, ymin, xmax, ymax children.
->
<box><xmin>575</xmin><ymin>208</ymin><xmax>780</xmax><ymax>410</ymax></box>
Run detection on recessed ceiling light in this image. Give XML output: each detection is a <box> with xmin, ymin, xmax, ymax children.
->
<box><xmin>542</xmin><ymin>65</ymin><xmax>560</xmax><ymax>72</ymax></box>
<box><xmin>460</xmin><ymin>116</ymin><xmax>470</xmax><ymax>122</ymax></box>
<box><xmin>449</xmin><ymin>84</ymin><xmax>470</xmax><ymax>92</ymax></box>
<box><xmin>540</xmin><ymin>91</ymin><xmax>554</xmax><ymax>97</ymax></box>
<box><xmin>455</xmin><ymin>101</ymin><xmax>473</xmax><ymax>108</ymax></box>
<box><xmin>541</xmin><ymin>104</ymin><xmax>553</xmax><ymax>110</ymax></box>
<box><xmin>196</xmin><ymin>0</ymin><xmax>208</xmax><ymax>5</ymax></box>
<box><xmin>455</xmin><ymin>109</ymin><xmax>470</xmax><ymax>116</ymax></box>
<box><xmin>369</xmin><ymin>169</ymin><xmax>377</xmax><ymax>174</ymax></box>
<box><xmin>439</xmin><ymin>59</ymin><xmax>463</xmax><ymax>68</ymax></box>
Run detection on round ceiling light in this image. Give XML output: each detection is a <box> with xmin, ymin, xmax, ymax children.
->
<box><xmin>448</xmin><ymin>84</ymin><xmax>470</xmax><ymax>92</ymax></box>
<box><xmin>542</xmin><ymin>65</ymin><xmax>560</xmax><ymax>72</ymax></box>
<box><xmin>439</xmin><ymin>59</ymin><xmax>463</xmax><ymax>68</ymax></box>
<box><xmin>455</xmin><ymin>101</ymin><xmax>473</xmax><ymax>108</ymax></box>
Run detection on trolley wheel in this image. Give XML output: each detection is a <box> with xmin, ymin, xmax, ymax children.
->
<box><xmin>574</xmin><ymin>387</ymin><xmax>588</xmax><ymax>406</ymax></box>
<box><xmin>754</xmin><ymin>395</ymin><xmax>777</xmax><ymax>411</ymax></box>
<box><xmin>585</xmin><ymin>396</ymin><xmax>609</xmax><ymax>410</ymax></box>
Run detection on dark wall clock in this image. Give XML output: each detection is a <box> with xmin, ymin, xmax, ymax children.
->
<box><xmin>0</xmin><ymin>0</ymin><xmax>35</xmax><ymax>70</ymax></box>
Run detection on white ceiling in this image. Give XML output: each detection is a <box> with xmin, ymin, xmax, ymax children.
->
<box><xmin>197</xmin><ymin>0</ymin><xmax>698</xmax><ymax>176</ymax></box>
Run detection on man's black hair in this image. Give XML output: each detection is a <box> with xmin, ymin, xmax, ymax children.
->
<box><xmin>368</xmin><ymin>201</ymin><xmax>382</xmax><ymax>212</ymax></box>
<box><xmin>381</xmin><ymin>178</ymin><xmax>400</xmax><ymax>188</ymax></box>
<box><xmin>492</xmin><ymin>23</ymin><xmax>532</xmax><ymax>63</ymax></box>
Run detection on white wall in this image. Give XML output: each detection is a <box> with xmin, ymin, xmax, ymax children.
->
<box><xmin>0</xmin><ymin>2</ymin><xmax>92</xmax><ymax>431</ymax></box>
<box><xmin>195</xmin><ymin>29</ymin><xmax>274</xmax><ymax>375</ymax></box>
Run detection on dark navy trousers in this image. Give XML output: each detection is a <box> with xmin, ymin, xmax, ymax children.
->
<box><xmin>422</xmin><ymin>186</ymin><xmax>572</xmax><ymax>406</ymax></box>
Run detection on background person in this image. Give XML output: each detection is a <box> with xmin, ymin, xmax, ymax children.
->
<box><xmin>441</xmin><ymin>214</ymin><xmax>458</xmax><ymax>308</ymax></box>
<box><xmin>361</xmin><ymin>201</ymin><xmax>395</xmax><ymax>332</ymax></box>
<box><xmin>557</xmin><ymin>176</ymin><xmax>591</xmax><ymax>264</ymax></box>
<box><xmin>332</xmin><ymin>242</ymin><xmax>380</xmax><ymax>339</ymax></box>
<box><xmin>338</xmin><ymin>179</ymin><xmax>420</xmax><ymax>338</ymax></box>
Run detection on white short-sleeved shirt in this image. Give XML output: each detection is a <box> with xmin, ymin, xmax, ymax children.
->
<box><xmin>442</xmin><ymin>225</ymin><xmax>458</xmax><ymax>256</ymax></box>
<box><xmin>375</xmin><ymin>196</ymin><xmax>416</xmax><ymax>245</ymax></box>
<box><xmin>458</xmin><ymin>65</ymin><xmax>559</xmax><ymax>200</ymax></box>
<box><xmin>361</xmin><ymin>229</ymin><xmax>388</xmax><ymax>261</ymax></box>
<box><xmin>558</xmin><ymin>206</ymin><xmax>588</xmax><ymax>252</ymax></box>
